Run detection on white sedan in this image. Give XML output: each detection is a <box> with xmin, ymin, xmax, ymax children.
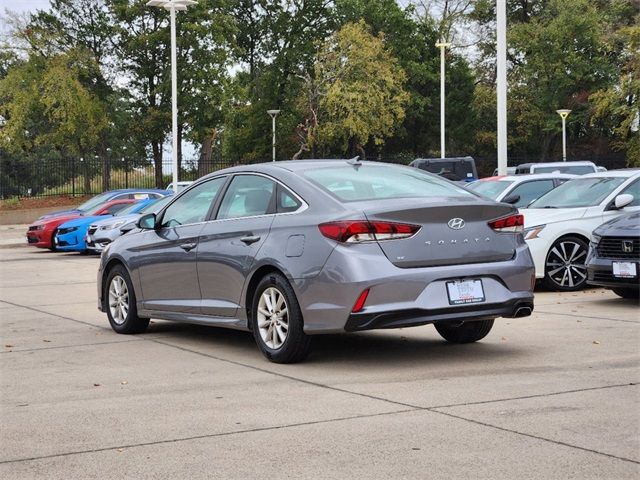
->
<box><xmin>520</xmin><ymin>170</ymin><xmax>640</xmax><ymax>291</ymax></box>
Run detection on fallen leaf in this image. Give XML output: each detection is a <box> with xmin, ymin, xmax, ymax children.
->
<box><xmin>577</xmin><ymin>320</ymin><xmax>582</xmax><ymax>323</ymax></box>
<box><xmin>93</xmin><ymin>383</ymin><xmax>101</xmax><ymax>387</ymax></box>
<box><xmin>501</xmin><ymin>337</ymin><xmax>507</xmax><ymax>341</ymax></box>
<box><xmin>120</xmin><ymin>380</ymin><xmax>128</xmax><ymax>385</ymax></box>
<box><xmin>592</xmin><ymin>340</ymin><xmax>600</xmax><ymax>345</ymax></box>
<box><xmin>4</xmin><ymin>344</ymin><xmax>13</xmax><ymax>348</ymax></box>
<box><xmin>117</xmin><ymin>448</ymin><xmax>125</xmax><ymax>453</ymax></box>
<box><xmin>412</xmin><ymin>447</ymin><xmax>421</xmax><ymax>451</ymax></box>
<box><xmin>43</xmin><ymin>339</ymin><xmax>51</xmax><ymax>343</ymax></box>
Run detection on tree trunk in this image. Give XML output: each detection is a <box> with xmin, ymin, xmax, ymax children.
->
<box><xmin>152</xmin><ymin>141</ymin><xmax>163</xmax><ymax>189</ymax></box>
<box><xmin>197</xmin><ymin>129</ymin><xmax>216</xmax><ymax>177</ymax></box>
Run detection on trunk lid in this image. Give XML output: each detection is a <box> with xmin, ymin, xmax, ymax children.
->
<box><xmin>361</xmin><ymin>198</ymin><xmax>518</xmax><ymax>268</ymax></box>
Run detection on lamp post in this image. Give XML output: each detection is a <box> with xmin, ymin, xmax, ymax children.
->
<box><xmin>146</xmin><ymin>0</ymin><xmax>197</xmax><ymax>192</ymax></box>
<box><xmin>496</xmin><ymin>0</ymin><xmax>508</xmax><ymax>176</ymax></box>
<box><xmin>435</xmin><ymin>41</ymin><xmax>451</xmax><ymax>159</ymax></box>
<box><xmin>556</xmin><ymin>109</ymin><xmax>571</xmax><ymax>161</ymax></box>
<box><xmin>267</xmin><ymin>110</ymin><xmax>280</xmax><ymax>162</ymax></box>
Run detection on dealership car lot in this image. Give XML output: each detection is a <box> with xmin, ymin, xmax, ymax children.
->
<box><xmin>0</xmin><ymin>226</ymin><xmax>638</xmax><ymax>479</ymax></box>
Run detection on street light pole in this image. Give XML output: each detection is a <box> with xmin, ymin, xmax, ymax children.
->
<box><xmin>435</xmin><ymin>41</ymin><xmax>451</xmax><ymax>159</ymax></box>
<box><xmin>267</xmin><ymin>110</ymin><xmax>280</xmax><ymax>162</ymax></box>
<box><xmin>496</xmin><ymin>0</ymin><xmax>508</xmax><ymax>176</ymax></box>
<box><xmin>146</xmin><ymin>0</ymin><xmax>197</xmax><ymax>192</ymax></box>
<box><xmin>556</xmin><ymin>109</ymin><xmax>571</xmax><ymax>161</ymax></box>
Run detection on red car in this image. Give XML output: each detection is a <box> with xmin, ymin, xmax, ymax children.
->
<box><xmin>26</xmin><ymin>199</ymin><xmax>136</xmax><ymax>250</ymax></box>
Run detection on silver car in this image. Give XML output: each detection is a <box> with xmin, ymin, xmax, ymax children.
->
<box><xmin>98</xmin><ymin>160</ymin><xmax>535</xmax><ymax>363</ymax></box>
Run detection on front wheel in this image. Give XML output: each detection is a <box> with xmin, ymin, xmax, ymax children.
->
<box><xmin>434</xmin><ymin>319</ymin><xmax>494</xmax><ymax>344</ymax></box>
<box><xmin>105</xmin><ymin>265</ymin><xmax>149</xmax><ymax>334</ymax></box>
<box><xmin>544</xmin><ymin>236</ymin><xmax>588</xmax><ymax>291</ymax></box>
<box><xmin>250</xmin><ymin>273</ymin><xmax>311</xmax><ymax>363</ymax></box>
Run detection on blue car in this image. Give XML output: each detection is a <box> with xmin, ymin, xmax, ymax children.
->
<box><xmin>55</xmin><ymin>199</ymin><xmax>159</xmax><ymax>253</ymax></box>
<box><xmin>38</xmin><ymin>188</ymin><xmax>171</xmax><ymax>220</ymax></box>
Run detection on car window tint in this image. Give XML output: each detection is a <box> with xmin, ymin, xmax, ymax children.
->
<box><xmin>510</xmin><ymin>180</ymin><xmax>555</xmax><ymax>207</ymax></box>
<box><xmin>217</xmin><ymin>175</ymin><xmax>275</xmax><ymax>220</ymax></box>
<box><xmin>277</xmin><ymin>185</ymin><xmax>302</xmax><ymax>213</ymax></box>
<box><xmin>304</xmin><ymin>165</ymin><xmax>473</xmax><ymax>202</ymax></box>
<box><xmin>161</xmin><ymin>177</ymin><xmax>225</xmax><ymax>227</ymax></box>
<box><xmin>620</xmin><ymin>179</ymin><xmax>640</xmax><ymax>207</ymax></box>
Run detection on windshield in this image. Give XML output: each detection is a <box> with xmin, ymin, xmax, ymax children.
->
<box><xmin>76</xmin><ymin>192</ymin><xmax>114</xmax><ymax>212</ymax></box>
<box><xmin>140</xmin><ymin>195</ymin><xmax>172</xmax><ymax>213</ymax></box>
<box><xmin>468</xmin><ymin>180</ymin><xmax>514</xmax><ymax>200</ymax></box>
<box><xmin>529</xmin><ymin>177</ymin><xmax>626</xmax><ymax>208</ymax></box>
<box><xmin>533</xmin><ymin>165</ymin><xmax>595</xmax><ymax>175</ymax></box>
<box><xmin>304</xmin><ymin>164</ymin><xmax>475</xmax><ymax>202</ymax></box>
<box><xmin>115</xmin><ymin>201</ymin><xmax>146</xmax><ymax>216</ymax></box>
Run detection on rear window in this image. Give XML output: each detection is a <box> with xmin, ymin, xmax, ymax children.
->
<box><xmin>468</xmin><ymin>180</ymin><xmax>514</xmax><ymax>200</ymax></box>
<box><xmin>303</xmin><ymin>165</ymin><xmax>474</xmax><ymax>202</ymax></box>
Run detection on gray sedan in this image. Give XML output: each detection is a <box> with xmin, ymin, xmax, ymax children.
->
<box><xmin>98</xmin><ymin>160</ymin><xmax>535</xmax><ymax>363</ymax></box>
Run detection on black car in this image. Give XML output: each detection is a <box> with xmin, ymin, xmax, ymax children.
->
<box><xmin>587</xmin><ymin>212</ymin><xmax>640</xmax><ymax>300</ymax></box>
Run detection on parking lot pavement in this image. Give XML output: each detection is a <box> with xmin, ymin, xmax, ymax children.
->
<box><xmin>1</xmin><ymin>232</ymin><xmax>638</xmax><ymax>479</ymax></box>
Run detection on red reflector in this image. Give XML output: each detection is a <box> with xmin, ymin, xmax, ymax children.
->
<box><xmin>488</xmin><ymin>214</ymin><xmax>524</xmax><ymax>233</ymax></box>
<box><xmin>352</xmin><ymin>289</ymin><xmax>370</xmax><ymax>313</ymax></box>
<box><xmin>318</xmin><ymin>221</ymin><xmax>420</xmax><ymax>243</ymax></box>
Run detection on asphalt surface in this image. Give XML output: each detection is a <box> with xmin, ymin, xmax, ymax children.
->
<box><xmin>0</xmin><ymin>224</ymin><xmax>638</xmax><ymax>479</ymax></box>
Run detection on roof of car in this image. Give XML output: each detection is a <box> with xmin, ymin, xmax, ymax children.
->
<box><xmin>480</xmin><ymin>173</ymin><xmax>577</xmax><ymax>182</ymax></box>
<box><xmin>578</xmin><ymin>169</ymin><xmax>640</xmax><ymax>178</ymax></box>
<box><xmin>516</xmin><ymin>161</ymin><xmax>596</xmax><ymax>168</ymax></box>
<box><xmin>206</xmin><ymin>159</ymin><xmax>411</xmax><ymax>177</ymax></box>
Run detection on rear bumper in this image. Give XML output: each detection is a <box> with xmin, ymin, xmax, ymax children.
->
<box><xmin>294</xmin><ymin>242</ymin><xmax>536</xmax><ymax>334</ymax></box>
<box><xmin>345</xmin><ymin>298</ymin><xmax>534</xmax><ymax>332</ymax></box>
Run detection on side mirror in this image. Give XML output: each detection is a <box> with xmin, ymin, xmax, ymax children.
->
<box><xmin>503</xmin><ymin>194</ymin><xmax>520</xmax><ymax>205</ymax></box>
<box><xmin>137</xmin><ymin>213</ymin><xmax>157</xmax><ymax>230</ymax></box>
<box><xmin>614</xmin><ymin>194</ymin><xmax>633</xmax><ymax>210</ymax></box>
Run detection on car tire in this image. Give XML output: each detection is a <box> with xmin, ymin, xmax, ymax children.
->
<box><xmin>612</xmin><ymin>288</ymin><xmax>640</xmax><ymax>301</ymax></box>
<box><xmin>434</xmin><ymin>319</ymin><xmax>494</xmax><ymax>344</ymax></box>
<box><xmin>105</xmin><ymin>265</ymin><xmax>149</xmax><ymax>334</ymax></box>
<box><xmin>250</xmin><ymin>273</ymin><xmax>311</xmax><ymax>363</ymax></box>
<box><xmin>544</xmin><ymin>236</ymin><xmax>588</xmax><ymax>291</ymax></box>
<box><xmin>49</xmin><ymin>229</ymin><xmax>57</xmax><ymax>252</ymax></box>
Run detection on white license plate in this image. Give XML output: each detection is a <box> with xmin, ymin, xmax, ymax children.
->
<box><xmin>446</xmin><ymin>279</ymin><xmax>485</xmax><ymax>305</ymax></box>
<box><xmin>612</xmin><ymin>262</ymin><xmax>637</xmax><ymax>278</ymax></box>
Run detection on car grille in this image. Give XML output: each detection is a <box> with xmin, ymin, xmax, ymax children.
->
<box><xmin>592</xmin><ymin>271</ymin><xmax>640</xmax><ymax>285</ymax></box>
<box><xmin>27</xmin><ymin>237</ymin><xmax>38</xmax><ymax>243</ymax></box>
<box><xmin>596</xmin><ymin>237</ymin><xmax>640</xmax><ymax>260</ymax></box>
<box><xmin>28</xmin><ymin>225</ymin><xmax>40</xmax><ymax>231</ymax></box>
<box><xmin>88</xmin><ymin>225</ymin><xmax>98</xmax><ymax>235</ymax></box>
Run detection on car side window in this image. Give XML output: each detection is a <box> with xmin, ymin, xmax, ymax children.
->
<box><xmin>510</xmin><ymin>180</ymin><xmax>555</xmax><ymax>207</ymax></box>
<box><xmin>277</xmin><ymin>185</ymin><xmax>302</xmax><ymax>213</ymax></box>
<box><xmin>217</xmin><ymin>175</ymin><xmax>275</xmax><ymax>220</ymax></box>
<box><xmin>161</xmin><ymin>177</ymin><xmax>226</xmax><ymax>227</ymax></box>
<box><xmin>105</xmin><ymin>203</ymin><xmax>130</xmax><ymax>215</ymax></box>
<box><xmin>620</xmin><ymin>179</ymin><xmax>640</xmax><ymax>206</ymax></box>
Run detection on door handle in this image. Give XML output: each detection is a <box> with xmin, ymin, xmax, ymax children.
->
<box><xmin>179</xmin><ymin>242</ymin><xmax>197</xmax><ymax>252</ymax></box>
<box><xmin>240</xmin><ymin>235</ymin><xmax>261</xmax><ymax>245</ymax></box>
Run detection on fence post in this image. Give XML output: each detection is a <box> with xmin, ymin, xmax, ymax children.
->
<box><xmin>124</xmin><ymin>157</ymin><xmax>128</xmax><ymax>188</ymax></box>
<box><xmin>72</xmin><ymin>158</ymin><xmax>76</xmax><ymax>197</ymax></box>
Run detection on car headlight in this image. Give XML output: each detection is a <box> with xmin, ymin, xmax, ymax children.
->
<box><xmin>100</xmin><ymin>221</ymin><xmax>126</xmax><ymax>230</ymax></box>
<box><xmin>523</xmin><ymin>224</ymin><xmax>546</xmax><ymax>240</ymax></box>
<box><xmin>590</xmin><ymin>233</ymin><xmax>601</xmax><ymax>246</ymax></box>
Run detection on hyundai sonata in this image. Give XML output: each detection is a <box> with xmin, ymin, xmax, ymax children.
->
<box><xmin>98</xmin><ymin>160</ymin><xmax>535</xmax><ymax>363</ymax></box>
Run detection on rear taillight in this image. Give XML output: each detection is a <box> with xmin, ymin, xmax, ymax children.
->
<box><xmin>488</xmin><ymin>214</ymin><xmax>524</xmax><ymax>233</ymax></box>
<box><xmin>319</xmin><ymin>220</ymin><xmax>420</xmax><ymax>243</ymax></box>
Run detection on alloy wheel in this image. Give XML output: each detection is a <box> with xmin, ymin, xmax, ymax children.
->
<box><xmin>545</xmin><ymin>240</ymin><xmax>587</xmax><ymax>289</ymax></box>
<box><xmin>108</xmin><ymin>275</ymin><xmax>129</xmax><ymax>325</ymax></box>
<box><xmin>257</xmin><ymin>287</ymin><xmax>289</xmax><ymax>350</ymax></box>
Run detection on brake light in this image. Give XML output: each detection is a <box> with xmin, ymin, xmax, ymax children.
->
<box><xmin>318</xmin><ymin>221</ymin><xmax>420</xmax><ymax>243</ymax></box>
<box><xmin>488</xmin><ymin>214</ymin><xmax>524</xmax><ymax>233</ymax></box>
<box><xmin>352</xmin><ymin>289</ymin><xmax>370</xmax><ymax>313</ymax></box>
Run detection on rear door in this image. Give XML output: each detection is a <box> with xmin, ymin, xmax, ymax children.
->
<box><xmin>197</xmin><ymin>174</ymin><xmax>277</xmax><ymax>317</ymax></box>
<box><xmin>135</xmin><ymin>177</ymin><xmax>227</xmax><ymax>313</ymax></box>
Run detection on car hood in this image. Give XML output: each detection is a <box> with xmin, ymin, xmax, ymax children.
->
<box><xmin>38</xmin><ymin>208</ymin><xmax>83</xmax><ymax>220</ymax></box>
<box><xmin>520</xmin><ymin>207</ymin><xmax>589</xmax><ymax>228</ymax></box>
<box><xmin>594</xmin><ymin>211</ymin><xmax>640</xmax><ymax>237</ymax></box>
<box><xmin>58</xmin><ymin>215</ymin><xmax>108</xmax><ymax>229</ymax></box>
<box><xmin>30</xmin><ymin>213</ymin><xmax>83</xmax><ymax>228</ymax></box>
<box><xmin>91</xmin><ymin>213</ymin><xmax>141</xmax><ymax>229</ymax></box>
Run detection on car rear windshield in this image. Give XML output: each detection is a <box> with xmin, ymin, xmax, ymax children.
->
<box><xmin>77</xmin><ymin>192</ymin><xmax>113</xmax><ymax>212</ymax></box>
<box><xmin>467</xmin><ymin>180</ymin><xmax>514</xmax><ymax>200</ymax></box>
<box><xmin>529</xmin><ymin>177</ymin><xmax>626</xmax><ymax>208</ymax></box>
<box><xmin>303</xmin><ymin>164</ymin><xmax>475</xmax><ymax>202</ymax></box>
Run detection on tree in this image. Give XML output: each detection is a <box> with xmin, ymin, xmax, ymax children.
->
<box><xmin>304</xmin><ymin>20</ymin><xmax>409</xmax><ymax>157</ymax></box>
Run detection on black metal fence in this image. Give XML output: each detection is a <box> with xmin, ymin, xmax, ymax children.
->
<box><xmin>0</xmin><ymin>152</ymin><xmax>629</xmax><ymax>199</ymax></box>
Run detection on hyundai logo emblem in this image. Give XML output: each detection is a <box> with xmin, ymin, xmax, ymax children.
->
<box><xmin>447</xmin><ymin>218</ymin><xmax>465</xmax><ymax>230</ymax></box>
<box><xmin>622</xmin><ymin>240</ymin><xmax>634</xmax><ymax>253</ymax></box>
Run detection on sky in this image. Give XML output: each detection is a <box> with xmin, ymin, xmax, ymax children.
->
<box><xmin>0</xmin><ymin>0</ymin><xmax>50</xmax><ymax>14</ymax></box>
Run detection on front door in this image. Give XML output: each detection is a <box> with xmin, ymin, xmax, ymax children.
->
<box><xmin>135</xmin><ymin>177</ymin><xmax>227</xmax><ymax>313</ymax></box>
<box><xmin>197</xmin><ymin>174</ymin><xmax>276</xmax><ymax>317</ymax></box>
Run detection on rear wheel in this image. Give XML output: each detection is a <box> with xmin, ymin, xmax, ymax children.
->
<box><xmin>434</xmin><ymin>319</ymin><xmax>494</xmax><ymax>344</ymax></box>
<box><xmin>612</xmin><ymin>288</ymin><xmax>640</xmax><ymax>300</ymax></box>
<box><xmin>250</xmin><ymin>273</ymin><xmax>311</xmax><ymax>363</ymax></box>
<box><xmin>105</xmin><ymin>265</ymin><xmax>149</xmax><ymax>334</ymax></box>
<box><xmin>544</xmin><ymin>236</ymin><xmax>588</xmax><ymax>291</ymax></box>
